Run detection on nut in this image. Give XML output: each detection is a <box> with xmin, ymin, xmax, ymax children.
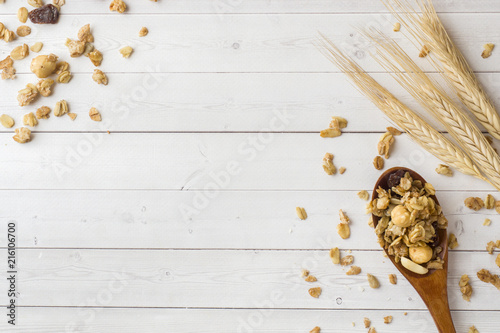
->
<box><xmin>346</xmin><ymin>266</ymin><xmax>361</xmax><ymax>275</ymax></box>
<box><xmin>448</xmin><ymin>233</ymin><xmax>459</xmax><ymax>250</ymax></box>
<box><xmin>391</xmin><ymin>205</ymin><xmax>411</xmax><ymax>227</ymax></box>
<box><xmin>30</xmin><ymin>54</ymin><xmax>58</xmax><ymax>78</ymax></box>
<box><xmin>308</xmin><ymin>287</ymin><xmax>322</xmax><ymax>298</ymax></box>
<box><xmin>23</xmin><ymin>112</ymin><xmax>38</xmax><ymax>127</ymax></box>
<box><xmin>482</xmin><ymin>43</ymin><xmax>495</xmax><ymax>59</ymax></box>
<box><xmin>464</xmin><ymin>197</ymin><xmax>484</xmax><ymax>211</ymax></box>
<box><xmin>329</xmin><ymin>247</ymin><xmax>340</xmax><ymax>264</ymax></box>
<box><xmin>10</xmin><ymin>44</ymin><xmax>29</xmax><ymax>60</ymax></box>
<box><xmin>0</xmin><ymin>114</ymin><xmax>15</xmax><ymax>128</ymax></box>
<box><xmin>384</xmin><ymin>316</ymin><xmax>393</xmax><ymax>324</ymax></box>
<box><xmin>54</xmin><ymin>100</ymin><xmax>69</xmax><ymax>117</ymax></box>
<box><xmin>13</xmin><ymin>127</ymin><xmax>31</xmax><ymax>143</ymax></box>
<box><xmin>110</xmin><ymin>0</ymin><xmax>127</xmax><ymax>13</ymax></box>
<box><xmin>89</xmin><ymin>107</ymin><xmax>101</xmax><ymax>121</ymax></box>
<box><xmin>485</xmin><ymin>194</ymin><xmax>495</xmax><ymax>209</ymax></box>
<box><xmin>36</xmin><ymin>78</ymin><xmax>54</xmax><ymax>97</ymax></box>
<box><xmin>30</xmin><ymin>42</ymin><xmax>43</xmax><ymax>53</ymax></box>
<box><xmin>373</xmin><ymin>156</ymin><xmax>384</xmax><ymax>170</ymax></box>
<box><xmin>401</xmin><ymin>257</ymin><xmax>428</xmax><ymax>275</ymax></box>
<box><xmin>87</xmin><ymin>49</ymin><xmax>103</xmax><ymax>66</ymax></box>
<box><xmin>340</xmin><ymin>255</ymin><xmax>354</xmax><ymax>266</ymax></box>
<box><xmin>419</xmin><ymin>44</ymin><xmax>430</xmax><ymax>58</ymax></box>
<box><xmin>139</xmin><ymin>27</ymin><xmax>149</xmax><ymax>37</ymax></box>
<box><xmin>409</xmin><ymin>245</ymin><xmax>433</xmax><ymax>264</ymax></box>
<box><xmin>459</xmin><ymin>274</ymin><xmax>472</xmax><ymax>302</ymax></box>
<box><xmin>67</xmin><ymin>112</ymin><xmax>77</xmax><ymax>121</ymax></box>
<box><xmin>393</xmin><ymin>22</ymin><xmax>401</xmax><ymax>32</ymax></box>
<box><xmin>119</xmin><ymin>46</ymin><xmax>133</xmax><ymax>58</ymax></box>
<box><xmin>367</xmin><ymin>274</ymin><xmax>380</xmax><ymax>288</ymax></box>
<box><xmin>337</xmin><ymin>223</ymin><xmax>350</xmax><ymax>239</ymax></box>
<box><xmin>18</xmin><ymin>7</ymin><xmax>29</xmax><ymax>23</ymax></box>
<box><xmin>319</xmin><ymin>128</ymin><xmax>341</xmax><ymax>138</ymax></box>
<box><xmin>435</xmin><ymin>164</ymin><xmax>453</xmax><ymax>176</ymax></box>
<box><xmin>36</xmin><ymin>106</ymin><xmax>51</xmax><ymax>119</ymax></box>
<box><xmin>304</xmin><ymin>275</ymin><xmax>317</xmax><ymax>282</ymax></box>
<box><xmin>65</xmin><ymin>38</ymin><xmax>85</xmax><ymax>57</ymax></box>
<box><xmin>309</xmin><ymin>327</ymin><xmax>320</xmax><ymax>333</ymax></box>
<box><xmin>388</xmin><ymin>274</ymin><xmax>397</xmax><ymax>285</ymax></box>
<box><xmin>357</xmin><ymin>190</ymin><xmax>369</xmax><ymax>201</ymax></box>
<box><xmin>322</xmin><ymin>153</ymin><xmax>336</xmax><ymax>175</ymax></box>
<box><xmin>77</xmin><ymin>24</ymin><xmax>94</xmax><ymax>43</ymax></box>
<box><xmin>16</xmin><ymin>25</ymin><xmax>31</xmax><ymax>37</ymax></box>
<box><xmin>92</xmin><ymin>69</ymin><xmax>108</xmax><ymax>85</ymax></box>
<box><xmin>17</xmin><ymin>83</ymin><xmax>38</xmax><ymax>106</ymax></box>
<box><xmin>296</xmin><ymin>207</ymin><xmax>307</xmax><ymax>220</ymax></box>
<box><xmin>28</xmin><ymin>0</ymin><xmax>44</xmax><ymax>8</ymax></box>
<box><xmin>57</xmin><ymin>70</ymin><xmax>72</xmax><ymax>83</ymax></box>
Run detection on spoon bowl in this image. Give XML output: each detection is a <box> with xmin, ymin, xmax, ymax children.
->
<box><xmin>372</xmin><ymin>167</ymin><xmax>456</xmax><ymax>333</ymax></box>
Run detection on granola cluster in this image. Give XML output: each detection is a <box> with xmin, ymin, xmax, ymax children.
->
<box><xmin>368</xmin><ymin>170</ymin><xmax>447</xmax><ymax>271</ymax></box>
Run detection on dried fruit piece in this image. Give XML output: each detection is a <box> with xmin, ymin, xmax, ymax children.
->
<box><xmin>383</xmin><ymin>316</ymin><xmax>393</xmax><ymax>324</ymax></box>
<box><xmin>459</xmin><ymin>274</ymin><xmax>472</xmax><ymax>302</ymax></box>
<box><xmin>386</xmin><ymin>126</ymin><xmax>402</xmax><ymax>135</ymax></box>
<box><xmin>485</xmin><ymin>194</ymin><xmax>495</xmax><ymax>209</ymax></box>
<box><xmin>393</xmin><ymin>22</ymin><xmax>401</xmax><ymax>32</ymax></box>
<box><xmin>57</xmin><ymin>70</ymin><xmax>71</xmax><ymax>83</ymax></box>
<box><xmin>339</xmin><ymin>166</ymin><xmax>346</xmax><ymax>174</ymax></box>
<box><xmin>87</xmin><ymin>49</ymin><xmax>103</xmax><ymax>66</ymax></box>
<box><xmin>23</xmin><ymin>112</ymin><xmax>38</xmax><ymax>127</ymax></box>
<box><xmin>54</xmin><ymin>100</ymin><xmax>68</xmax><ymax>117</ymax></box>
<box><xmin>30</xmin><ymin>42</ymin><xmax>43</xmax><ymax>53</ymax></box>
<box><xmin>120</xmin><ymin>46</ymin><xmax>133</xmax><ymax>58</ymax></box>
<box><xmin>448</xmin><ymin>233</ymin><xmax>459</xmax><ymax>250</ymax></box>
<box><xmin>77</xmin><ymin>24</ymin><xmax>94</xmax><ymax>43</ymax></box>
<box><xmin>296</xmin><ymin>207</ymin><xmax>307</xmax><ymax>220</ymax></box>
<box><xmin>17</xmin><ymin>83</ymin><xmax>38</xmax><ymax>106</ymax></box>
<box><xmin>29</xmin><ymin>4</ymin><xmax>59</xmax><ymax>24</ymax></box>
<box><xmin>435</xmin><ymin>164</ymin><xmax>453</xmax><ymax>176</ymax></box>
<box><xmin>304</xmin><ymin>275</ymin><xmax>317</xmax><ymax>282</ymax></box>
<box><xmin>364</xmin><ymin>318</ymin><xmax>371</xmax><ymax>328</ymax></box>
<box><xmin>36</xmin><ymin>78</ymin><xmax>54</xmax><ymax>97</ymax></box>
<box><xmin>367</xmin><ymin>274</ymin><xmax>380</xmax><ymax>288</ymax></box>
<box><xmin>477</xmin><ymin>269</ymin><xmax>500</xmax><ymax>290</ymax></box>
<box><xmin>18</xmin><ymin>7</ymin><xmax>29</xmax><ymax>23</ymax></box>
<box><xmin>13</xmin><ymin>127</ymin><xmax>31</xmax><ymax>143</ymax></box>
<box><xmin>346</xmin><ymin>265</ymin><xmax>361</xmax><ymax>275</ymax></box>
<box><xmin>373</xmin><ymin>156</ymin><xmax>384</xmax><ymax>170</ymax></box>
<box><xmin>340</xmin><ymin>255</ymin><xmax>354</xmax><ymax>266</ymax></box>
<box><xmin>419</xmin><ymin>44</ymin><xmax>430</xmax><ymax>58</ymax></box>
<box><xmin>139</xmin><ymin>27</ymin><xmax>149</xmax><ymax>37</ymax></box>
<box><xmin>36</xmin><ymin>106</ymin><xmax>51</xmax><ymax>119</ymax></box>
<box><xmin>16</xmin><ymin>25</ymin><xmax>31</xmax><ymax>37</ymax></box>
<box><xmin>388</xmin><ymin>274</ymin><xmax>397</xmax><ymax>285</ymax></box>
<box><xmin>65</xmin><ymin>38</ymin><xmax>85</xmax><ymax>57</ymax></box>
<box><xmin>110</xmin><ymin>0</ymin><xmax>127</xmax><ymax>13</ymax></box>
<box><xmin>309</xmin><ymin>327</ymin><xmax>320</xmax><ymax>333</ymax></box>
<box><xmin>67</xmin><ymin>112</ymin><xmax>77</xmax><ymax>121</ymax></box>
<box><xmin>30</xmin><ymin>54</ymin><xmax>58</xmax><ymax>78</ymax></box>
<box><xmin>482</xmin><ymin>43</ymin><xmax>495</xmax><ymax>59</ymax></box>
<box><xmin>322</xmin><ymin>153</ymin><xmax>336</xmax><ymax>175</ymax></box>
<box><xmin>92</xmin><ymin>69</ymin><xmax>108</xmax><ymax>85</ymax></box>
<box><xmin>337</xmin><ymin>223</ymin><xmax>350</xmax><ymax>239</ymax></box>
<box><xmin>0</xmin><ymin>114</ymin><xmax>15</xmax><ymax>128</ymax></box>
<box><xmin>464</xmin><ymin>197</ymin><xmax>484</xmax><ymax>211</ymax></box>
<box><xmin>377</xmin><ymin>132</ymin><xmax>395</xmax><ymax>158</ymax></box>
<box><xmin>308</xmin><ymin>287</ymin><xmax>322</xmax><ymax>298</ymax></box>
<box><xmin>89</xmin><ymin>107</ymin><xmax>101</xmax><ymax>121</ymax></box>
<box><xmin>329</xmin><ymin>247</ymin><xmax>340</xmax><ymax>264</ymax></box>
<box><xmin>10</xmin><ymin>44</ymin><xmax>29</xmax><ymax>60</ymax></box>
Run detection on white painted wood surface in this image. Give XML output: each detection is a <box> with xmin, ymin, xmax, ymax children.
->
<box><xmin>0</xmin><ymin>1</ymin><xmax>500</xmax><ymax>332</ymax></box>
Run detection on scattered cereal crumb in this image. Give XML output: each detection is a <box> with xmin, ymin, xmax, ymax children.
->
<box><xmin>483</xmin><ymin>219</ymin><xmax>491</xmax><ymax>226</ymax></box>
<box><xmin>496</xmin><ymin>254</ymin><xmax>500</xmax><ymax>268</ymax></box>
<box><xmin>13</xmin><ymin>127</ymin><xmax>31</xmax><ymax>144</ymax></box>
<box><xmin>339</xmin><ymin>166</ymin><xmax>346</xmax><ymax>174</ymax></box>
<box><xmin>419</xmin><ymin>44</ymin><xmax>430</xmax><ymax>57</ymax></box>
<box><xmin>469</xmin><ymin>325</ymin><xmax>479</xmax><ymax>333</ymax></box>
<box><xmin>448</xmin><ymin>233</ymin><xmax>459</xmax><ymax>250</ymax></box>
<box><xmin>383</xmin><ymin>316</ymin><xmax>393</xmax><ymax>324</ymax></box>
<box><xmin>322</xmin><ymin>153</ymin><xmax>336</xmax><ymax>175</ymax></box>
<box><xmin>477</xmin><ymin>269</ymin><xmax>500</xmax><ymax>290</ymax></box>
<box><xmin>68</xmin><ymin>113</ymin><xmax>77</xmax><ymax>121</ymax></box>
<box><xmin>139</xmin><ymin>27</ymin><xmax>149</xmax><ymax>37</ymax></box>
<box><xmin>368</xmin><ymin>327</ymin><xmax>377</xmax><ymax>333</ymax></box>
<box><xmin>388</xmin><ymin>274</ymin><xmax>397</xmax><ymax>285</ymax></box>
<box><xmin>308</xmin><ymin>287</ymin><xmax>322</xmax><ymax>298</ymax></box>
<box><xmin>329</xmin><ymin>247</ymin><xmax>340</xmax><ymax>265</ymax></box>
<box><xmin>482</xmin><ymin>43</ymin><xmax>495</xmax><ymax>59</ymax></box>
<box><xmin>363</xmin><ymin>317</ymin><xmax>371</xmax><ymax>328</ymax></box>
<box><xmin>357</xmin><ymin>190</ymin><xmax>369</xmax><ymax>201</ymax></box>
<box><xmin>464</xmin><ymin>197</ymin><xmax>484</xmax><ymax>211</ymax></box>
<box><xmin>485</xmin><ymin>194</ymin><xmax>495</xmax><ymax>209</ymax></box>
<box><xmin>435</xmin><ymin>164</ymin><xmax>453</xmax><ymax>176</ymax></box>
<box><xmin>89</xmin><ymin>107</ymin><xmax>102</xmax><ymax>121</ymax></box>
<box><xmin>296</xmin><ymin>207</ymin><xmax>307</xmax><ymax>220</ymax></box>
<box><xmin>403</xmin><ymin>312</ymin><xmax>407</xmax><ymax>316</ymax></box>
<box><xmin>119</xmin><ymin>46</ymin><xmax>133</xmax><ymax>58</ymax></box>
<box><xmin>386</xmin><ymin>126</ymin><xmax>402</xmax><ymax>135</ymax></box>
<box><xmin>110</xmin><ymin>0</ymin><xmax>127</xmax><ymax>13</ymax></box>
<box><xmin>301</xmin><ymin>269</ymin><xmax>310</xmax><ymax>278</ymax></box>
<box><xmin>309</xmin><ymin>327</ymin><xmax>320</xmax><ymax>333</ymax></box>
<box><xmin>305</xmin><ymin>275</ymin><xmax>317</xmax><ymax>282</ymax></box>
<box><xmin>346</xmin><ymin>265</ymin><xmax>361</xmax><ymax>275</ymax></box>
<box><xmin>377</xmin><ymin>132</ymin><xmax>395</xmax><ymax>159</ymax></box>
<box><xmin>393</xmin><ymin>22</ymin><xmax>401</xmax><ymax>32</ymax></box>
<box><xmin>367</xmin><ymin>274</ymin><xmax>380</xmax><ymax>289</ymax></box>
<box><xmin>340</xmin><ymin>255</ymin><xmax>354</xmax><ymax>266</ymax></box>
<box><xmin>459</xmin><ymin>274</ymin><xmax>472</xmax><ymax>302</ymax></box>
<box><xmin>373</xmin><ymin>156</ymin><xmax>384</xmax><ymax>170</ymax></box>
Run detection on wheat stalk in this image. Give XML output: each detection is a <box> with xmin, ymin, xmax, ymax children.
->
<box><xmin>380</xmin><ymin>0</ymin><xmax>500</xmax><ymax>140</ymax></box>
<box><xmin>364</xmin><ymin>32</ymin><xmax>500</xmax><ymax>190</ymax></box>
<box><xmin>316</xmin><ymin>35</ymin><xmax>487</xmax><ymax>184</ymax></box>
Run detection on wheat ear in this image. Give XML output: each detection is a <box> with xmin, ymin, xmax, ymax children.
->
<box><xmin>367</xmin><ymin>33</ymin><xmax>500</xmax><ymax>190</ymax></box>
<box><xmin>316</xmin><ymin>35</ymin><xmax>486</xmax><ymax>182</ymax></box>
<box><xmin>381</xmin><ymin>0</ymin><xmax>500</xmax><ymax>140</ymax></box>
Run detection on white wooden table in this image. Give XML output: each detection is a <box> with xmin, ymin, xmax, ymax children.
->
<box><xmin>1</xmin><ymin>1</ymin><xmax>500</xmax><ymax>332</ymax></box>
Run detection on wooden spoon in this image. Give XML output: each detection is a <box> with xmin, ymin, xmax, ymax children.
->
<box><xmin>372</xmin><ymin>167</ymin><xmax>456</xmax><ymax>333</ymax></box>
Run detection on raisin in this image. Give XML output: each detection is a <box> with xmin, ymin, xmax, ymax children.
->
<box><xmin>387</xmin><ymin>169</ymin><xmax>406</xmax><ymax>188</ymax></box>
<box><xmin>430</xmin><ymin>222</ymin><xmax>440</xmax><ymax>247</ymax></box>
<box><xmin>29</xmin><ymin>4</ymin><xmax>59</xmax><ymax>24</ymax></box>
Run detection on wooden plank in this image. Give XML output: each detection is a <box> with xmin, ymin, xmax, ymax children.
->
<box><xmin>4</xmin><ymin>72</ymin><xmax>499</xmax><ymax>133</ymax></box>
<box><xmin>1</xmin><ymin>14</ymin><xmax>500</xmax><ymax>73</ymax></box>
<box><xmin>1</xmin><ymin>0</ymin><xmax>500</xmax><ymax>14</ymax></box>
<box><xmin>0</xmin><ymin>190</ymin><xmax>497</xmax><ymax>250</ymax></box>
<box><xmin>5</xmin><ymin>249</ymin><xmax>500</xmax><ymax>310</ymax></box>
<box><xmin>0</xmin><ymin>133</ymin><xmax>494</xmax><ymax>191</ymax></box>
<box><xmin>4</xmin><ymin>308</ymin><xmax>498</xmax><ymax>333</ymax></box>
